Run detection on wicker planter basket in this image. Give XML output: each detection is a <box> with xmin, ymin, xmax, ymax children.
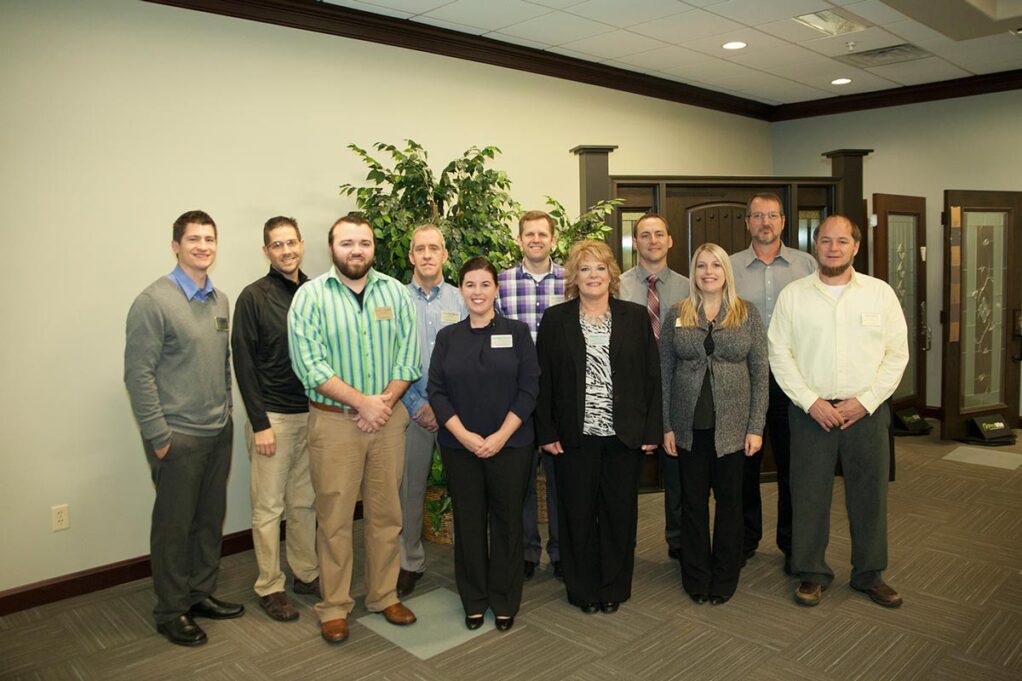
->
<box><xmin>423</xmin><ymin>486</ymin><xmax>454</xmax><ymax>545</ymax></box>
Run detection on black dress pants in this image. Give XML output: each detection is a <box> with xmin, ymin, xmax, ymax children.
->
<box><xmin>742</xmin><ymin>373</ymin><xmax>793</xmax><ymax>556</ymax></box>
<box><xmin>440</xmin><ymin>444</ymin><xmax>533</xmax><ymax>617</ymax></box>
<box><xmin>678</xmin><ymin>429</ymin><xmax>744</xmax><ymax>599</ymax></box>
<box><xmin>554</xmin><ymin>435</ymin><xmax>644</xmax><ymax>606</ymax></box>
<box><xmin>144</xmin><ymin>420</ymin><xmax>233</xmax><ymax>625</ymax></box>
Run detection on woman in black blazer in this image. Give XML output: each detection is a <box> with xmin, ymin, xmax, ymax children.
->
<box><xmin>536</xmin><ymin>240</ymin><xmax>662</xmax><ymax>614</ymax></box>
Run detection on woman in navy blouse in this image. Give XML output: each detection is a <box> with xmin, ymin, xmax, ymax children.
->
<box><xmin>428</xmin><ymin>257</ymin><xmax>540</xmax><ymax>632</ymax></box>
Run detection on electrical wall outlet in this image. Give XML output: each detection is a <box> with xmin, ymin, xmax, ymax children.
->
<box><xmin>52</xmin><ymin>504</ymin><xmax>70</xmax><ymax>531</ymax></box>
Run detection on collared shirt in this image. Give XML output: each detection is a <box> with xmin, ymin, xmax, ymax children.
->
<box><xmin>618</xmin><ymin>264</ymin><xmax>690</xmax><ymax>322</ymax></box>
<box><xmin>287</xmin><ymin>266</ymin><xmax>420</xmax><ymax>408</ymax></box>
<box><xmin>232</xmin><ymin>267</ymin><xmax>310</xmax><ymax>432</ymax></box>
<box><xmin>401</xmin><ymin>279</ymin><xmax>466</xmax><ymax>418</ymax></box>
<box><xmin>496</xmin><ymin>259</ymin><xmax>565</xmax><ymax>340</ymax></box>
<box><xmin>768</xmin><ymin>269</ymin><xmax>909</xmax><ymax>415</ymax></box>
<box><xmin>730</xmin><ymin>243</ymin><xmax>817</xmax><ymax>327</ymax></box>
<box><xmin>168</xmin><ymin>264</ymin><xmax>215</xmax><ymax>302</ymax></box>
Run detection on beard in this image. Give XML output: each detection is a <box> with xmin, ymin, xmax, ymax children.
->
<box><xmin>818</xmin><ymin>260</ymin><xmax>852</xmax><ymax>277</ymax></box>
<box><xmin>334</xmin><ymin>253</ymin><xmax>373</xmax><ymax>280</ymax></box>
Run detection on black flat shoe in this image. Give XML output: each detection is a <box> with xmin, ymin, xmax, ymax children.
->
<box><xmin>156</xmin><ymin>614</ymin><xmax>207</xmax><ymax>646</ymax></box>
<box><xmin>495</xmin><ymin>616</ymin><xmax>514</xmax><ymax>631</ymax></box>
<box><xmin>190</xmin><ymin>596</ymin><xmax>245</xmax><ymax>620</ymax></box>
<box><xmin>552</xmin><ymin>561</ymin><xmax>564</xmax><ymax>581</ymax></box>
<box><xmin>523</xmin><ymin>561</ymin><xmax>537</xmax><ymax>580</ymax></box>
<box><xmin>600</xmin><ymin>602</ymin><xmax>619</xmax><ymax>614</ymax></box>
<box><xmin>579</xmin><ymin>602</ymin><xmax>600</xmax><ymax>614</ymax></box>
<box><xmin>709</xmin><ymin>595</ymin><xmax>730</xmax><ymax>605</ymax></box>
<box><xmin>465</xmin><ymin>614</ymin><xmax>484</xmax><ymax>630</ymax></box>
<box><xmin>689</xmin><ymin>592</ymin><xmax>708</xmax><ymax>605</ymax></box>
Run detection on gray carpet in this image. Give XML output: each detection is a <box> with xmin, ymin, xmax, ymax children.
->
<box><xmin>3</xmin><ymin>425</ymin><xmax>1021</xmax><ymax>680</ymax></box>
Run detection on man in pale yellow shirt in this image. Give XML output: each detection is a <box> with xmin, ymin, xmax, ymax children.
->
<box><xmin>768</xmin><ymin>215</ymin><xmax>908</xmax><ymax>609</ymax></box>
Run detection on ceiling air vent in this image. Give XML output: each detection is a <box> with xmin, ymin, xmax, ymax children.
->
<box><xmin>834</xmin><ymin>43</ymin><xmax>933</xmax><ymax>68</ymax></box>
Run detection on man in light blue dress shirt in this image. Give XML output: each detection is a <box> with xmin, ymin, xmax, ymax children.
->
<box><xmin>618</xmin><ymin>213</ymin><xmax>690</xmax><ymax>562</ymax></box>
<box><xmin>397</xmin><ymin>225</ymin><xmax>467</xmax><ymax>597</ymax></box>
<box><xmin>730</xmin><ymin>193</ymin><xmax>817</xmax><ymax>574</ymax></box>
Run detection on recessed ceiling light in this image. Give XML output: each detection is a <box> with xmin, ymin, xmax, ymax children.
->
<box><xmin>831</xmin><ymin>77</ymin><xmax>852</xmax><ymax>85</ymax></box>
<box><xmin>722</xmin><ymin>41</ymin><xmax>747</xmax><ymax>50</ymax></box>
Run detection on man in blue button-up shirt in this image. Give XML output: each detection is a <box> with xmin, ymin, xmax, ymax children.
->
<box><xmin>397</xmin><ymin>225</ymin><xmax>466</xmax><ymax>597</ymax></box>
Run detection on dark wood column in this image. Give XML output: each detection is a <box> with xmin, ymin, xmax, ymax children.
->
<box><xmin>570</xmin><ymin>145</ymin><xmax>618</xmax><ymax>213</ymax></box>
<box><xmin>823</xmin><ymin>148</ymin><xmax>872</xmax><ymax>272</ymax></box>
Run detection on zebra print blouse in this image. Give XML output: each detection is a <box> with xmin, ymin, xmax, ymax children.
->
<box><xmin>581</xmin><ymin>311</ymin><xmax>615</xmax><ymax>436</ymax></box>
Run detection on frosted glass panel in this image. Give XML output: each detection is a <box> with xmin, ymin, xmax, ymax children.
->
<box><xmin>888</xmin><ymin>214</ymin><xmax>917</xmax><ymax>400</ymax></box>
<box><xmin>620</xmin><ymin>211</ymin><xmax>645</xmax><ymax>270</ymax></box>
<box><xmin>961</xmin><ymin>211</ymin><xmax>1006</xmax><ymax>410</ymax></box>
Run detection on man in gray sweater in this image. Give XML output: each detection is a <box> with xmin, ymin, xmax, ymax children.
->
<box><xmin>124</xmin><ymin>210</ymin><xmax>244</xmax><ymax>646</ymax></box>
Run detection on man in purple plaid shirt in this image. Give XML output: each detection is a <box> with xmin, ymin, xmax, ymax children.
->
<box><xmin>497</xmin><ymin>210</ymin><xmax>565</xmax><ymax>581</ymax></box>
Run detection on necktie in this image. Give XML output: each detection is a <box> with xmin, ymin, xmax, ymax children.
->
<box><xmin>646</xmin><ymin>274</ymin><xmax>660</xmax><ymax>341</ymax></box>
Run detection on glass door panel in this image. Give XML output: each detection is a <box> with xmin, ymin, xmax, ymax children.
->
<box><xmin>888</xmin><ymin>214</ymin><xmax>918</xmax><ymax>401</ymax></box>
<box><xmin>961</xmin><ymin>211</ymin><xmax>1006</xmax><ymax>411</ymax></box>
<box><xmin>620</xmin><ymin>210</ymin><xmax>646</xmax><ymax>270</ymax></box>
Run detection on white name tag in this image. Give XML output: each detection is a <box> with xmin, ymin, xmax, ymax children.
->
<box><xmin>374</xmin><ymin>306</ymin><xmax>394</xmax><ymax>321</ymax></box>
<box><xmin>548</xmin><ymin>295</ymin><xmax>565</xmax><ymax>306</ymax></box>
<box><xmin>491</xmin><ymin>334</ymin><xmax>513</xmax><ymax>348</ymax></box>
<box><xmin>861</xmin><ymin>313</ymin><xmax>881</xmax><ymax>326</ymax></box>
<box><xmin>588</xmin><ymin>332</ymin><xmax>610</xmax><ymax>347</ymax></box>
<box><xmin>441</xmin><ymin>310</ymin><xmax>460</xmax><ymax>324</ymax></box>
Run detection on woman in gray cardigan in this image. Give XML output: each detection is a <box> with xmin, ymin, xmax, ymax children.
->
<box><xmin>660</xmin><ymin>242</ymin><xmax>768</xmax><ymax>605</ymax></box>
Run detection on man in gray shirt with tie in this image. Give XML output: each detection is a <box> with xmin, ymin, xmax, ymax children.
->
<box><xmin>618</xmin><ymin>213</ymin><xmax>690</xmax><ymax>562</ymax></box>
<box><xmin>730</xmin><ymin>193</ymin><xmax>817</xmax><ymax>574</ymax></box>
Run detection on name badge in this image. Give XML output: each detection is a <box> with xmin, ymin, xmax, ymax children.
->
<box><xmin>548</xmin><ymin>295</ymin><xmax>565</xmax><ymax>306</ymax></box>
<box><xmin>861</xmin><ymin>313</ymin><xmax>881</xmax><ymax>326</ymax></box>
<box><xmin>441</xmin><ymin>310</ymin><xmax>460</xmax><ymax>324</ymax></box>
<box><xmin>374</xmin><ymin>306</ymin><xmax>395</xmax><ymax>321</ymax></box>
<box><xmin>589</xmin><ymin>333</ymin><xmax>610</xmax><ymax>347</ymax></box>
<box><xmin>215</xmin><ymin>316</ymin><xmax>229</xmax><ymax>332</ymax></box>
<box><xmin>675</xmin><ymin>317</ymin><xmax>683</xmax><ymax>327</ymax></box>
<box><xmin>491</xmin><ymin>334</ymin><xmax>513</xmax><ymax>349</ymax></box>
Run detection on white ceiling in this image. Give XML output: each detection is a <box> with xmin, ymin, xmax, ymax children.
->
<box><xmin>320</xmin><ymin>0</ymin><xmax>1022</xmax><ymax>104</ymax></box>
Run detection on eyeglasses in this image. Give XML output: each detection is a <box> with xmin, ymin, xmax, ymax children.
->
<box><xmin>749</xmin><ymin>212</ymin><xmax>783</xmax><ymax>221</ymax></box>
<box><xmin>268</xmin><ymin>239</ymin><xmax>300</xmax><ymax>251</ymax></box>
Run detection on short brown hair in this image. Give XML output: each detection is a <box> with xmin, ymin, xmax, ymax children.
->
<box><xmin>745</xmin><ymin>192</ymin><xmax>784</xmax><ymax>218</ymax></box>
<box><xmin>263</xmin><ymin>216</ymin><xmax>301</xmax><ymax>245</ymax></box>
<box><xmin>329</xmin><ymin>211</ymin><xmax>374</xmax><ymax>246</ymax></box>
<box><xmin>813</xmin><ymin>214</ymin><xmax>862</xmax><ymax>243</ymax></box>
<box><xmin>564</xmin><ymin>240</ymin><xmax>621</xmax><ymax>300</ymax></box>
<box><xmin>518</xmin><ymin>210</ymin><xmax>555</xmax><ymax>236</ymax></box>
<box><xmin>633</xmin><ymin>212</ymin><xmax>668</xmax><ymax>239</ymax></box>
<box><xmin>173</xmin><ymin>210</ymin><xmax>216</xmax><ymax>243</ymax></box>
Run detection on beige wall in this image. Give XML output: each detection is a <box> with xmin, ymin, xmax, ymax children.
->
<box><xmin>771</xmin><ymin>89</ymin><xmax>1022</xmax><ymax>408</ymax></box>
<box><xmin>0</xmin><ymin>0</ymin><xmax>772</xmax><ymax>592</ymax></box>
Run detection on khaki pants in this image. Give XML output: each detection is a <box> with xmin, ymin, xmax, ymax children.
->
<box><xmin>308</xmin><ymin>403</ymin><xmax>409</xmax><ymax>622</ymax></box>
<box><xmin>247</xmin><ymin>412</ymin><xmax>318</xmax><ymax>596</ymax></box>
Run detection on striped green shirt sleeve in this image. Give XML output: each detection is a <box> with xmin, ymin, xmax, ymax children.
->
<box><xmin>288</xmin><ymin>267</ymin><xmax>421</xmax><ymax>407</ymax></box>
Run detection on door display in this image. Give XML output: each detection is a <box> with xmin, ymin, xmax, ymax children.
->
<box><xmin>960</xmin><ymin>211</ymin><xmax>1006</xmax><ymax>410</ymax></box>
<box><xmin>888</xmin><ymin>213</ymin><xmax>918</xmax><ymax>401</ymax></box>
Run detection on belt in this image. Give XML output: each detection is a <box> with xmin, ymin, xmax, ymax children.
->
<box><xmin>310</xmin><ymin>401</ymin><xmax>359</xmax><ymax>415</ymax></box>
<box><xmin>826</xmin><ymin>398</ymin><xmax>851</xmax><ymax>406</ymax></box>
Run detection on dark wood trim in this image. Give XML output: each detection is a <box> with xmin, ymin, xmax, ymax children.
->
<box><xmin>0</xmin><ymin>502</ymin><xmax>364</xmax><ymax>616</ymax></box>
<box><xmin>772</xmin><ymin>69</ymin><xmax>1022</xmax><ymax>121</ymax></box>
<box><xmin>922</xmin><ymin>405</ymin><xmax>943</xmax><ymax>421</ymax></box>
<box><xmin>142</xmin><ymin>1</ymin><xmax>1022</xmax><ymax>122</ymax></box>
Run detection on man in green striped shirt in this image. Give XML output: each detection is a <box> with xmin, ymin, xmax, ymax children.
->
<box><xmin>288</xmin><ymin>212</ymin><xmax>421</xmax><ymax>644</ymax></box>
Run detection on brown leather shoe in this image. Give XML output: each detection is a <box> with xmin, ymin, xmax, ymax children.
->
<box><xmin>794</xmin><ymin>582</ymin><xmax>823</xmax><ymax>607</ymax></box>
<box><xmin>260</xmin><ymin>592</ymin><xmax>299</xmax><ymax>622</ymax></box>
<box><xmin>379</xmin><ymin>602</ymin><xmax>417</xmax><ymax>625</ymax></box>
<box><xmin>852</xmin><ymin>581</ymin><xmax>903</xmax><ymax>608</ymax></box>
<box><xmin>320</xmin><ymin>618</ymin><xmax>349</xmax><ymax>643</ymax></box>
<box><xmin>396</xmin><ymin>569</ymin><xmax>424</xmax><ymax>597</ymax></box>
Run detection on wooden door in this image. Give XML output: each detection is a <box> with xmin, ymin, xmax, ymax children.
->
<box><xmin>873</xmin><ymin>194</ymin><xmax>928</xmax><ymax>413</ymax></box>
<box><xmin>942</xmin><ymin>190</ymin><xmax>1022</xmax><ymax>440</ymax></box>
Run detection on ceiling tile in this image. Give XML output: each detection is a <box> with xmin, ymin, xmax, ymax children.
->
<box><xmin>353</xmin><ymin>0</ymin><xmax>453</xmax><ymax>14</ymax></box>
<box><xmin>411</xmin><ymin>15</ymin><xmax>487</xmax><ymax>34</ymax></box>
<box><xmin>757</xmin><ymin>17</ymin><xmax>831</xmax><ymax>42</ymax></box>
<box><xmin>559</xmin><ymin>30</ymin><xmax>670</xmax><ymax>59</ymax></box>
<box><xmin>969</xmin><ymin>55</ymin><xmax>1022</xmax><ymax>74</ymax></box>
<box><xmin>614</xmin><ymin>44</ymin><xmax>711</xmax><ymax>70</ymax></box>
<box><xmin>867</xmin><ymin>56</ymin><xmax>973</xmax><ymax>85</ymax></box>
<box><xmin>484</xmin><ymin>31</ymin><xmax>554</xmax><ymax>50</ymax></box>
<box><xmin>564</xmin><ymin>0</ymin><xmax>692</xmax><ymax>27</ymax></box>
<box><xmin>683</xmin><ymin>27</ymin><xmax>788</xmax><ymax>58</ymax></box>
<box><xmin>496</xmin><ymin>10</ymin><xmax>614</xmax><ymax>44</ymax></box>
<box><xmin>884</xmin><ymin>19</ymin><xmax>952</xmax><ymax>45</ymax></box>
<box><xmin>705</xmin><ymin>0</ymin><xmax>833</xmax><ymax>26</ymax></box>
<box><xmin>839</xmin><ymin>0</ymin><xmax>910</xmax><ymax>26</ymax></box>
<box><xmin>727</xmin><ymin>44</ymin><xmax>831</xmax><ymax>69</ymax></box>
<box><xmin>321</xmin><ymin>0</ymin><xmax>414</xmax><ymax>18</ymax></box>
<box><xmin>662</xmin><ymin>57</ymin><xmax>765</xmax><ymax>81</ymax></box>
<box><xmin>421</xmin><ymin>0</ymin><xmax>551</xmax><ymax>31</ymax></box>
<box><xmin>545</xmin><ymin>45</ymin><xmax>604</xmax><ymax>60</ymax></box>
<box><xmin>801</xmin><ymin>26</ymin><xmax>904</xmax><ymax>56</ymax></box>
<box><xmin>523</xmin><ymin>0</ymin><xmax>587</xmax><ymax>8</ymax></box>
<box><xmin>790</xmin><ymin>65</ymin><xmax>900</xmax><ymax>93</ymax></box>
<box><xmin>711</xmin><ymin>71</ymin><xmax>831</xmax><ymax>102</ymax></box>
<box><xmin>630</xmin><ymin>8</ymin><xmax>742</xmax><ymax>43</ymax></box>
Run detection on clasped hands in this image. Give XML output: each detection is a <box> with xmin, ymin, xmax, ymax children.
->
<box><xmin>353</xmin><ymin>392</ymin><xmax>393</xmax><ymax>432</ymax></box>
<box><xmin>457</xmin><ymin>429</ymin><xmax>511</xmax><ymax>458</ymax></box>
<box><xmin>808</xmin><ymin>397</ymin><xmax>866</xmax><ymax>432</ymax></box>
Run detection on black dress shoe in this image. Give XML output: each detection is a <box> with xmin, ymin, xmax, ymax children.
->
<box><xmin>465</xmin><ymin>614</ymin><xmax>484</xmax><ymax>630</ymax></box>
<box><xmin>523</xmin><ymin>561</ymin><xmax>537</xmax><ymax>580</ymax></box>
<box><xmin>190</xmin><ymin>596</ymin><xmax>245</xmax><ymax>620</ymax></box>
<box><xmin>397</xmin><ymin>569</ymin><xmax>424</xmax><ymax>597</ymax></box>
<box><xmin>495</xmin><ymin>616</ymin><xmax>514</xmax><ymax>631</ymax></box>
<box><xmin>689</xmin><ymin>592</ymin><xmax>708</xmax><ymax>605</ymax></box>
<box><xmin>579</xmin><ymin>602</ymin><xmax>600</xmax><ymax>614</ymax></box>
<box><xmin>600</xmin><ymin>602</ymin><xmax>619</xmax><ymax>614</ymax></box>
<box><xmin>157</xmin><ymin>614</ymin><xmax>207</xmax><ymax>646</ymax></box>
<box><xmin>709</xmin><ymin>595</ymin><xmax>730</xmax><ymax>605</ymax></box>
<box><xmin>552</xmin><ymin>561</ymin><xmax>564</xmax><ymax>581</ymax></box>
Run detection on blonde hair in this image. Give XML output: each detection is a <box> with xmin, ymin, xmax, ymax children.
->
<box><xmin>564</xmin><ymin>240</ymin><xmax>621</xmax><ymax>300</ymax></box>
<box><xmin>676</xmin><ymin>242</ymin><xmax>748</xmax><ymax>329</ymax></box>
